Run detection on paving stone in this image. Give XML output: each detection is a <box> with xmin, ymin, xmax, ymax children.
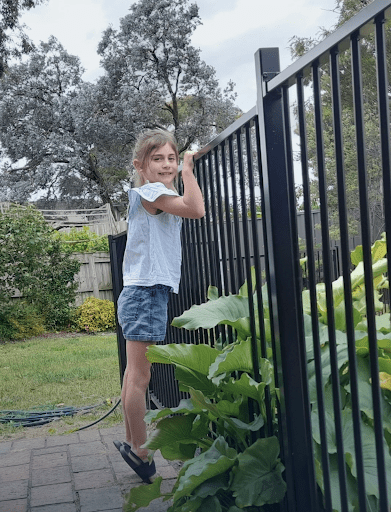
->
<box><xmin>31</xmin><ymin>465</ymin><xmax>71</xmax><ymax>487</ymax></box>
<box><xmin>0</xmin><ymin>442</ymin><xmax>12</xmax><ymax>455</ymax></box>
<box><xmin>46</xmin><ymin>433</ymin><xmax>79</xmax><ymax>447</ymax></box>
<box><xmin>156</xmin><ymin>465</ymin><xmax>178</xmax><ymax>479</ymax></box>
<box><xmin>71</xmin><ymin>454</ymin><xmax>110</xmax><ymax>472</ymax></box>
<box><xmin>160</xmin><ymin>478</ymin><xmax>177</xmax><ymax>494</ymax></box>
<box><xmin>69</xmin><ymin>440</ymin><xmax>105</xmax><ymax>457</ymax></box>
<box><xmin>31</xmin><ymin>503</ymin><xmax>77</xmax><ymax>512</ymax></box>
<box><xmin>32</xmin><ymin>451</ymin><xmax>67</xmax><ymax>469</ymax></box>
<box><xmin>78</xmin><ymin>430</ymin><xmax>101</xmax><ymax>443</ymax></box>
<box><xmin>12</xmin><ymin>438</ymin><xmax>45</xmax><ymax>452</ymax></box>
<box><xmin>30</xmin><ymin>482</ymin><xmax>73</xmax><ymax>508</ymax></box>
<box><xmin>78</xmin><ymin>486</ymin><xmax>123</xmax><ymax>512</ymax></box>
<box><xmin>97</xmin><ymin>510</ymin><xmax>123</xmax><ymax>512</ymax></box>
<box><xmin>115</xmin><ymin>470</ymin><xmax>143</xmax><ymax>487</ymax></box>
<box><xmin>33</xmin><ymin>445</ymin><xmax>71</xmax><ymax>456</ymax></box>
<box><xmin>0</xmin><ymin>479</ymin><xmax>28</xmax><ymax>500</ymax></box>
<box><xmin>0</xmin><ymin>450</ymin><xmax>30</xmax><ymax>468</ymax></box>
<box><xmin>98</xmin><ymin>426</ymin><xmax>124</xmax><ymax>437</ymax></box>
<box><xmin>0</xmin><ymin>498</ymin><xmax>27</xmax><ymax>512</ymax></box>
<box><xmin>0</xmin><ymin>463</ymin><xmax>29</xmax><ymax>483</ymax></box>
<box><xmin>74</xmin><ymin>468</ymin><xmax>115</xmax><ymax>490</ymax></box>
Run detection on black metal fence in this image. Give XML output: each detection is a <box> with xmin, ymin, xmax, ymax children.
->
<box><xmin>109</xmin><ymin>1</ymin><xmax>391</xmax><ymax>510</ymax></box>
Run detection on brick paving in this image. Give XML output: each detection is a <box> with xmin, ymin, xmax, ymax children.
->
<box><xmin>0</xmin><ymin>425</ymin><xmax>177</xmax><ymax>512</ymax></box>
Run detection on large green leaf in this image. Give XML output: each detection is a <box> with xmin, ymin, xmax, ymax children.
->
<box><xmin>208</xmin><ymin>338</ymin><xmax>254</xmax><ymax>378</ymax></box>
<box><xmin>160</xmin><ymin>442</ymin><xmax>197</xmax><ymax>461</ymax></box>
<box><xmin>231</xmin><ymin>437</ymin><xmax>286</xmax><ymax>507</ymax></box>
<box><xmin>144</xmin><ymin>414</ymin><xmax>210</xmax><ymax>451</ymax></box>
<box><xmin>307</xmin><ymin>344</ymin><xmax>349</xmax><ymax>403</ymax></box>
<box><xmin>172</xmin><ymin>293</ymin><xmax>250</xmax><ymax>331</ymax></box>
<box><xmin>192</xmin><ymin>473</ymin><xmax>230</xmax><ymax>498</ymax></box>
<box><xmin>147</xmin><ymin>343</ymin><xmax>220</xmax><ymax>375</ymax></box>
<box><xmin>174</xmin><ymin>437</ymin><xmax>237</xmax><ymax>502</ymax></box>
<box><xmin>144</xmin><ymin>399</ymin><xmax>203</xmax><ymax>424</ymax></box>
<box><xmin>346</xmin><ymin>355</ymin><xmax>391</xmax><ymax>435</ymax></box>
<box><xmin>124</xmin><ymin>476</ymin><xmax>163</xmax><ymax>512</ymax></box>
<box><xmin>224</xmin><ymin>372</ymin><xmax>267</xmax><ymax>403</ymax></box>
<box><xmin>313</xmin><ymin>407</ymin><xmax>391</xmax><ymax>500</ymax></box>
<box><xmin>175</xmin><ymin>365</ymin><xmax>219</xmax><ymax>397</ymax></box>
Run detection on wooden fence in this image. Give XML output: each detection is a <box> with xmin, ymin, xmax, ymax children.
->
<box><xmin>73</xmin><ymin>251</ymin><xmax>114</xmax><ymax>306</ymax></box>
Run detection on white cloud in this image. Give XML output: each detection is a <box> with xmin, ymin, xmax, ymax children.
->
<box><xmin>22</xmin><ymin>0</ymin><xmax>109</xmax><ymax>80</ymax></box>
<box><xmin>192</xmin><ymin>0</ymin><xmax>331</xmax><ymax>49</ymax></box>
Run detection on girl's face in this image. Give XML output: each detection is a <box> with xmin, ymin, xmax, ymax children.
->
<box><xmin>135</xmin><ymin>143</ymin><xmax>179</xmax><ymax>188</ymax></box>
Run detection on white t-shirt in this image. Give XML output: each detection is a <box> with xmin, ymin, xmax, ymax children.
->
<box><xmin>122</xmin><ymin>182</ymin><xmax>182</xmax><ymax>293</ymax></box>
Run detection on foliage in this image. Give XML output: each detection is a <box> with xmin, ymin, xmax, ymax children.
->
<box><xmin>0</xmin><ymin>0</ymin><xmax>240</xmax><ymax>209</ymax></box>
<box><xmin>0</xmin><ymin>0</ymin><xmax>46</xmax><ymax>77</ymax></box>
<box><xmin>97</xmin><ymin>0</ymin><xmax>240</xmax><ymax>154</ymax></box>
<box><xmin>0</xmin><ymin>301</ymin><xmax>45</xmax><ymax>341</ymax></box>
<box><xmin>126</xmin><ymin>233</ymin><xmax>391</xmax><ymax>511</ymax></box>
<box><xmin>0</xmin><ymin>204</ymin><xmax>81</xmax><ymax>335</ymax></box>
<box><xmin>53</xmin><ymin>227</ymin><xmax>109</xmax><ymax>254</ymax></box>
<box><xmin>290</xmin><ymin>0</ymin><xmax>389</xmax><ymax>242</ymax></box>
<box><xmin>74</xmin><ymin>297</ymin><xmax>116</xmax><ymax>333</ymax></box>
<box><xmin>124</xmin><ymin>273</ymin><xmax>284</xmax><ymax>512</ymax></box>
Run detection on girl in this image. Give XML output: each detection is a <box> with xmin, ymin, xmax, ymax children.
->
<box><xmin>113</xmin><ymin>129</ymin><xmax>204</xmax><ymax>483</ymax></box>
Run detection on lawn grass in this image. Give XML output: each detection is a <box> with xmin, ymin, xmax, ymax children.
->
<box><xmin>0</xmin><ymin>333</ymin><xmax>123</xmax><ymax>438</ymax></box>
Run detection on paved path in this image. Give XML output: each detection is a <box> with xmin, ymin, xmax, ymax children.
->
<box><xmin>0</xmin><ymin>425</ymin><xmax>178</xmax><ymax>512</ymax></box>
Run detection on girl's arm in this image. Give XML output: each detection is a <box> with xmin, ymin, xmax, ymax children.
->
<box><xmin>148</xmin><ymin>151</ymin><xmax>205</xmax><ymax>219</ymax></box>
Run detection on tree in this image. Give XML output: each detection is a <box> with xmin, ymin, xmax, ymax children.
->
<box><xmin>0</xmin><ymin>0</ymin><xmax>46</xmax><ymax>77</ymax></box>
<box><xmin>290</xmin><ymin>0</ymin><xmax>390</xmax><ymax>241</ymax></box>
<box><xmin>0</xmin><ymin>37</ymin><xmax>135</xmax><ymax>211</ymax></box>
<box><xmin>0</xmin><ymin>0</ymin><xmax>240</xmax><ymax>210</ymax></box>
<box><xmin>97</xmin><ymin>0</ymin><xmax>240</xmax><ymax>153</ymax></box>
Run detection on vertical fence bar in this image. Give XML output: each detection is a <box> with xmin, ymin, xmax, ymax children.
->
<box><xmin>330</xmin><ymin>44</ymin><xmax>364</xmax><ymax>512</ymax></box>
<box><xmin>228</xmin><ymin>135</ymin><xmax>244</xmax><ymax>290</ymax></box>
<box><xmin>313</xmin><ymin>56</ymin><xmax>349</xmax><ymax>512</ymax></box>
<box><xmin>350</xmin><ymin>29</ymin><xmax>375</xmax><ymax>512</ymax></box>
<box><xmin>296</xmin><ymin>71</ymin><xmax>332</xmax><ymax>512</ymax></box>
<box><xmin>221</xmin><ymin>141</ymin><xmax>237</xmax><ymax>294</ymax></box>
<box><xmin>244</xmin><ymin>121</ymin><xmax>273</xmax><ymax>436</ymax></box>
<box><xmin>370</xmin><ymin>12</ymin><xmax>391</xmax><ymax>511</ymax></box>
<box><xmin>255</xmin><ymin>47</ymin><xmax>317</xmax><ymax>512</ymax></box>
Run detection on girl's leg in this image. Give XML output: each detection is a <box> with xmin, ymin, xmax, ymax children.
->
<box><xmin>121</xmin><ymin>339</ymin><xmax>154</xmax><ymax>460</ymax></box>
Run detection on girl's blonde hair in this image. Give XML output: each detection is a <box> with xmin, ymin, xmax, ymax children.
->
<box><xmin>132</xmin><ymin>128</ymin><xmax>179</xmax><ymax>187</ymax></box>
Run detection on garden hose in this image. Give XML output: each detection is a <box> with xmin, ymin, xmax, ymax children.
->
<box><xmin>0</xmin><ymin>398</ymin><xmax>122</xmax><ymax>429</ymax></box>
<box><xmin>75</xmin><ymin>398</ymin><xmax>121</xmax><ymax>431</ymax></box>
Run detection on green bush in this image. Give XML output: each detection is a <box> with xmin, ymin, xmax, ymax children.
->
<box><xmin>0</xmin><ymin>302</ymin><xmax>45</xmax><ymax>341</ymax></box>
<box><xmin>75</xmin><ymin>297</ymin><xmax>116</xmax><ymax>332</ymax></box>
<box><xmin>0</xmin><ymin>204</ymin><xmax>81</xmax><ymax>336</ymax></box>
<box><xmin>53</xmin><ymin>226</ymin><xmax>109</xmax><ymax>253</ymax></box>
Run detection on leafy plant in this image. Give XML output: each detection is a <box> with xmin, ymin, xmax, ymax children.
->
<box><xmin>53</xmin><ymin>226</ymin><xmax>109</xmax><ymax>253</ymax></box>
<box><xmin>124</xmin><ymin>234</ymin><xmax>391</xmax><ymax>511</ymax></box>
<box><xmin>0</xmin><ymin>301</ymin><xmax>45</xmax><ymax>341</ymax></box>
<box><xmin>124</xmin><ymin>273</ymin><xmax>285</xmax><ymax>512</ymax></box>
<box><xmin>0</xmin><ymin>204</ymin><xmax>81</xmax><ymax>337</ymax></box>
<box><xmin>74</xmin><ymin>296</ymin><xmax>115</xmax><ymax>333</ymax></box>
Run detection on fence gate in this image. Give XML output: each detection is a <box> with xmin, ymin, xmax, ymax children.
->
<box><xmin>109</xmin><ymin>1</ymin><xmax>391</xmax><ymax>510</ymax></box>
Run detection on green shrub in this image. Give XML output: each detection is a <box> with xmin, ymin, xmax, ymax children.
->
<box><xmin>0</xmin><ymin>204</ymin><xmax>81</xmax><ymax>332</ymax></box>
<box><xmin>53</xmin><ymin>226</ymin><xmax>109</xmax><ymax>253</ymax></box>
<box><xmin>75</xmin><ymin>297</ymin><xmax>116</xmax><ymax>332</ymax></box>
<box><xmin>0</xmin><ymin>302</ymin><xmax>45</xmax><ymax>341</ymax></box>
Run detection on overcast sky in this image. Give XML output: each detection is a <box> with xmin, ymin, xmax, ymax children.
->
<box><xmin>21</xmin><ymin>0</ymin><xmax>340</xmax><ymax>113</ymax></box>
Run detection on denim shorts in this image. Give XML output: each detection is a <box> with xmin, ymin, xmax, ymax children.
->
<box><xmin>117</xmin><ymin>285</ymin><xmax>171</xmax><ymax>342</ymax></box>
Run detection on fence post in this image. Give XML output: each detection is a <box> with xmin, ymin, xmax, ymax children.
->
<box><xmin>254</xmin><ymin>48</ymin><xmax>318</xmax><ymax>511</ymax></box>
<box><xmin>108</xmin><ymin>233</ymin><xmax>127</xmax><ymax>386</ymax></box>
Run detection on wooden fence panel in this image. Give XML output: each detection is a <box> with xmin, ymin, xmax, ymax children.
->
<box><xmin>73</xmin><ymin>252</ymin><xmax>113</xmax><ymax>306</ymax></box>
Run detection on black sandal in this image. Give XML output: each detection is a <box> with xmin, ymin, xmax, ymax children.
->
<box><xmin>119</xmin><ymin>443</ymin><xmax>156</xmax><ymax>484</ymax></box>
